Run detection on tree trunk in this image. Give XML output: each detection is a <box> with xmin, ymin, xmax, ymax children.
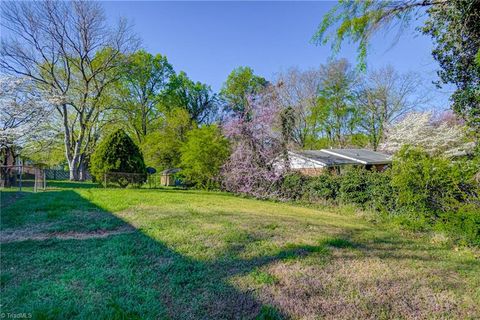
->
<box><xmin>68</xmin><ymin>157</ymin><xmax>79</xmax><ymax>181</ymax></box>
<box><xmin>61</xmin><ymin>104</ymin><xmax>88</xmax><ymax>181</ymax></box>
<box><xmin>78</xmin><ymin>160</ymin><xmax>87</xmax><ymax>181</ymax></box>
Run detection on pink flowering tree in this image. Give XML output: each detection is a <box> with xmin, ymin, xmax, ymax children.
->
<box><xmin>221</xmin><ymin>91</ymin><xmax>286</xmax><ymax>198</ymax></box>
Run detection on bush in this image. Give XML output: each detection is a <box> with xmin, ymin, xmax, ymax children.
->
<box><xmin>366</xmin><ymin>169</ymin><xmax>395</xmax><ymax>212</ymax></box>
<box><xmin>338</xmin><ymin>167</ymin><xmax>372</xmax><ymax>206</ymax></box>
<box><xmin>389</xmin><ymin>146</ymin><xmax>480</xmax><ymax>245</ymax></box>
<box><xmin>230</xmin><ymin>143</ymin><xmax>480</xmax><ymax>246</ymax></box>
<box><xmin>435</xmin><ymin>204</ymin><xmax>480</xmax><ymax>246</ymax></box>
<box><xmin>391</xmin><ymin>146</ymin><xmax>474</xmax><ymax>216</ymax></box>
<box><xmin>90</xmin><ymin>129</ymin><xmax>146</xmax><ymax>187</ymax></box>
<box><xmin>305</xmin><ymin>172</ymin><xmax>339</xmax><ymax>202</ymax></box>
<box><xmin>280</xmin><ymin>172</ymin><xmax>308</xmax><ymax>200</ymax></box>
<box><xmin>180</xmin><ymin>125</ymin><xmax>230</xmax><ymax>189</ymax></box>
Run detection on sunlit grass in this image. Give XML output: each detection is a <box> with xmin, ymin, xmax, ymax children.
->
<box><xmin>1</xmin><ymin>186</ymin><xmax>478</xmax><ymax>319</ymax></box>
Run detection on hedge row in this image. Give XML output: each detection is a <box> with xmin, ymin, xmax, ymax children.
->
<box><xmin>278</xmin><ymin>147</ymin><xmax>480</xmax><ymax>246</ymax></box>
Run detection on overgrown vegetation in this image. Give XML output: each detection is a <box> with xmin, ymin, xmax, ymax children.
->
<box><xmin>273</xmin><ymin>147</ymin><xmax>480</xmax><ymax>246</ymax></box>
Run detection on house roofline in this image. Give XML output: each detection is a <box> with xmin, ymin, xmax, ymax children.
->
<box><xmin>320</xmin><ymin>149</ymin><xmax>368</xmax><ymax>165</ymax></box>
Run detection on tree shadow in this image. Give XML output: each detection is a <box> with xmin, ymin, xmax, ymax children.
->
<box><xmin>0</xmin><ymin>190</ymin><xmax>28</xmax><ymax>209</ymax></box>
<box><xmin>0</xmin><ymin>190</ymin><xmax>331</xmax><ymax>319</ymax></box>
<box><xmin>2</xmin><ymin>190</ymin><xmax>477</xmax><ymax>319</ymax></box>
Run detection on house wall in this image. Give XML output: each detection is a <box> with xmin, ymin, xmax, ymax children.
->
<box><xmin>285</xmin><ymin>153</ymin><xmax>390</xmax><ymax>176</ymax></box>
<box><xmin>288</xmin><ymin>155</ymin><xmax>325</xmax><ymax>170</ymax></box>
<box><xmin>294</xmin><ymin>168</ymin><xmax>325</xmax><ymax>176</ymax></box>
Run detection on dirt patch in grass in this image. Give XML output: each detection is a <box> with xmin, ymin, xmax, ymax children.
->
<box><xmin>242</xmin><ymin>248</ymin><xmax>479</xmax><ymax>319</ymax></box>
<box><xmin>0</xmin><ymin>225</ymin><xmax>135</xmax><ymax>243</ymax></box>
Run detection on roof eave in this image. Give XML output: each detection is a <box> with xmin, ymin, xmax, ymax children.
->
<box><xmin>288</xmin><ymin>151</ymin><xmax>328</xmax><ymax>167</ymax></box>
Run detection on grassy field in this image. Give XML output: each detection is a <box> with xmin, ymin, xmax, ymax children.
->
<box><xmin>1</xmin><ymin>183</ymin><xmax>479</xmax><ymax>319</ymax></box>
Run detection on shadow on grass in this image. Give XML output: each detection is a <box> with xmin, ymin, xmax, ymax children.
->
<box><xmin>1</xmin><ymin>190</ymin><xmax>333</xmax><ymax>319</ymax></box>
<box><xmin>3</xmin><ymin>190</ymin><xmax>478</xmax><ymax>319</ymax></box>
<box><xmin>0</xmin><ymin>190</ymin><xmax>28</xmax><ymax>209</ymax></box>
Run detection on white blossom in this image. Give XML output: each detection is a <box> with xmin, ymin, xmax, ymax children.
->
<box><xmin>380</xmin><ymin>111</ymin><xmax>475</xmax><ymax>156</ymax></box>
<box><xmin>0</xmin><ymin>76</ymin><xmax>52</xmax><ymax>150</ymax></box>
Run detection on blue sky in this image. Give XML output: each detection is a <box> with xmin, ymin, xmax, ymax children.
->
<box><xmin>104</xmin><ymin>1</ymin><xmax>452</xmax><ymax>109</ymax></box>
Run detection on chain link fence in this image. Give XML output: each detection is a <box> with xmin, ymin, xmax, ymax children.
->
<box><xmin>102</xmin><ymin>172</ymin><xmax>147</xmax><ymax>188</ymax></box>
<box><xmin>44</xmin><ymin>169</ymin><xmax>92</xmax><ymax>181</ymax></box>
<box><xmin>0</xmin><ymin>165</ymin><xmax>46</xmax><ymax>192</ymax></box>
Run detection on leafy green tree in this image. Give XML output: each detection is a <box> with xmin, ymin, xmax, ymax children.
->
<box><xmin>90</xmin><ymin>129</ymin><xmax>146</xmax><ymax>186</ymax></box>
<box><xmin>314</xmin><ymin>59</ymin><xmax>360</xmax><ymax>147</ymax></box>
<box><xmin>180</xmin><ymin>125</ymin><xmax>230</xmax><ymax>189</ymax></box>
<box><xmin>423</xmin><ymin>1</ymin><xmax>480</xmax><ymax>136</ymax></box>
<box><xmin>312</xmin><ymin>1</ymin><xmax>435</xmax><ymax>70</ymax></box>
<box><xmin>141</xmin><ymin>108</ymin><xmax>192</xmax><ymax>170</ymax></box>
<box><xmin>115</xmin><ymin>50</ymin><xmax>174</xmax><ymax>143</ymax></box>
<box><xmin>220</xmin><ymin>67</ymin><xmax>267</xmax><ymax>114</ymax></box>
<box><xmin>166</xmin><ymin>72</ymin><xmax>218</xmax><ymax>124</ymax></box>
<box><xmin>312</xmin><ymin>0</ymin><xmax>480</xmax><ymax>137</ymax></box>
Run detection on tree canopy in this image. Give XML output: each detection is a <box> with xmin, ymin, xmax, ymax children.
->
<box><xmin>114</xmin><ymin>50</ymin><xmax>174</xmax><ymax>143</ymax></box>
<box><xmin>180</xmin><ymin>125</ymin><xmax>230</xmax><ymax>189</ymax></box>
<box><xmin>221</xmin><ymin>67</ymin><xmax>267</xmax><ymax>115</ymax></box>
<box><xmin>312</xmin><ymin>0</ymin><xmax>480</xmax><ymax>138</ymax></box>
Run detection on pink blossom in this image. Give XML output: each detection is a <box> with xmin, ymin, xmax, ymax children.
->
<box><xmin>221</xmin><ymin>94</ymin><xmax>285</xmax><ymax>198</ymax></box>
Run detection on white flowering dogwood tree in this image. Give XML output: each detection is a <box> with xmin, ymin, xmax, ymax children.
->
<box><xmin>381</xmin><ymin>111</ymin><xmax>475</xmax><ymax>157</ymax></box>
<box><xmin>0</xmin><ymin>76</ymin><xmax>53</xmax><ymax>165</ymax></box>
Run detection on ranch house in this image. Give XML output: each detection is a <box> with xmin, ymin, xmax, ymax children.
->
<box><xmin>281</xmin><ymin>149</ymin><xmax>392</xmax><ymax>176</ymax></box>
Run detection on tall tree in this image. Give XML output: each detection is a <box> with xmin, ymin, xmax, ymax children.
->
<box><xmin>141</xmin><ymin>108</ymin><xmax>192</xmax><ymax>170</ymax></box>
<box><xmin>180</xmin><ymin>125</ymin><xmax>230</xmax><ymax>189</ymax></box>
<box><xmin>166</xmin><ymin>72</ymin><xmax>218</xmax><ymax>124</ymax></box>
<box><xmin>222</xmin><ymin>92</ymin><xmax>283</xmax><ymax>198</ymax></box>
<box><xmin>0</xmin><ymin>0</ymin><xmax>138</xmax><ymax>180</ymax></box>
<box><xmin>274</xmin><ymin>67</ymin><xmax>323</xmax><ymax>148</ymax></box>
<box><xmin>357</xmin><ymin>66</ymin><xmax>423</xmax><ymax>150</ymax></box>
<box><xmin>423</xmin><ymin>0</ymin><xmax>480</xmax><ymax>136</ymax></box>
<box><xmin>312</xmin><ymin>0</ymin><xmax>480</xmax><ymax>138</ymax></box>
<box><xmin>314</xmin><ymin>59</ymin><xmax>359</xmax><ymax>147</ymax></box>
<box><xmin>220</xmin><ymin>67</ymin><xmax>267</xmax><ymax>115</ymax></box>
<box><xmin>114</xmin><ymin>50</ymin><xmax>174</xmax><ymax>143</ymax></box>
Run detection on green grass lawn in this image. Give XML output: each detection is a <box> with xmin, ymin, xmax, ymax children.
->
<box><xmin>1</xmin><ymin>184</ymin><xmax>479</xmax><ymax>319</ymax></box>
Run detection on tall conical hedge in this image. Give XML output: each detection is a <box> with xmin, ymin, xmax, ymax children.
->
<box><xmin>90</xmin><ymin>129</ymin><xmax>146</xmax><ymax>186</ymax></box>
